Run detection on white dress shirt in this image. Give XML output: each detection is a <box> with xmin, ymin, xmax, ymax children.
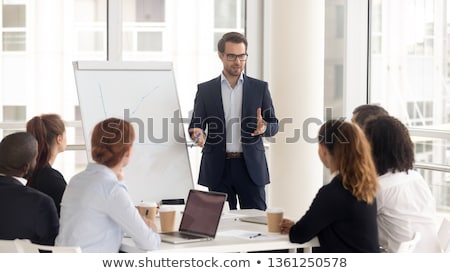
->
<box><xmin>221</xmin><ymin>72</ymin><xmax>243</xmax><ymax>153</ymax></box>
<box><xmin>55</xmin><ymin>163</ymin><xmax>160</xmax><ymax>252</ymax></box>
<box><xmin>377</xmin><ymin>170</ymin><xmax>441</xmax><ymax>252</ymax></box>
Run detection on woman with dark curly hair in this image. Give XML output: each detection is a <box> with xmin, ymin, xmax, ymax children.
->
<box><xmin>364</xmin><ymin>116</ymin><xmax>440</xmax><ymax>252</ymax></box>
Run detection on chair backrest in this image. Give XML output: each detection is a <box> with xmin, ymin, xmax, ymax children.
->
<box><xmin>438</xmin><ymin>217</ymin><xmax>450</xmax><ymax>253</ymax></box>
<box><xmin>396</xmin><ymin>232</ymin><xmax>421</xmax><ymax>253</ymax></box>
<box><xmin>0</xmin><ymin>239</ymin><xmax>20</xmax><ymax>253</ymax></box>
<box><xmin>14</xmin><ymin>239</ymin><xmax>81</xmax><ymax>253</ymax></box>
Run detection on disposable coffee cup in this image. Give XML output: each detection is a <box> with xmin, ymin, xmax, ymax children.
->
<box><xmin>137</xmin><ymin>201</ymin><xmax>158</xmax><ymax>221</ymax></box>
<box><xmin>159</xmin><ymin>206</ymin><xmax>176</xmax><ymax>233</ymax></box>
<box><xmin>266</xmin><ymin>208</ymin><xmax>284</xmax><ymax>233</ymax></box>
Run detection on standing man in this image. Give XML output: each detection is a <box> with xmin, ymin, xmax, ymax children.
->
<box><xmin>189</xmin><ymin>32</ymin><xmax>278</xmax><ymax>210</ymax></box>
<box><xmin>0</xmin><ymin>132</ymin><xmax>59</xmax><ymax>246</ymax></box>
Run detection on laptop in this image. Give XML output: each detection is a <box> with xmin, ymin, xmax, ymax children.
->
<box><xmin>239</xmin><ymin>216</ymin><xmax>268</xmax><ymax>225</ymax></box>
<box><xmin>159</xmin><ymin>189</ymin><xmax>227</xmax><ymax>244</ymax></box>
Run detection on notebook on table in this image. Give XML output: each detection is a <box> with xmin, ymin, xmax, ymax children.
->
<box><xmin>159</xmin><ymin>189</ymin><xmax>227</xmax><ymax>244</ymax></box>
<box><xmin>239</xmin><ymin>216</ymin><xmax>268</xmax><ymax>225</ymax></box>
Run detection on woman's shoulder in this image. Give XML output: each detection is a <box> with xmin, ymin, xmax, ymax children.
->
<box><xmin>43</xmin><ymin>165</ymin><xmax>64</xmax><ymax>176</ymax></box>
<box><xmin>378</xmin><ymin>169</ymin><xmax>425</xmax><ymax>187</ymax></box>
<box><xmin>318</xmin><ymin>175</ymin><xmax>355</xmax><ymax>202</ymax></box>
<box><xmin>72</xmin><ymin>164</ymin><xmax>126</xmax><ymax>192</ymax></box>
<box><xmin>37</xmin><ymin>165</ymin><xmax>66</xmax><ymax>182</ymax></box>
<box><xmin>324</xmin><ymin>175</ymin><xmax>344</xmax><ymax>188</ymax></box>
<box><xmin>317</xmin><ymin>175</ymin><xmax>345</xmax><ymax>195</ymax></box>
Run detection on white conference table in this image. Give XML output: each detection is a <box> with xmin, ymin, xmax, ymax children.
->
<box><xmin>120</xmin><ymin>209</ymin><xmax>319</xmax><ymax>253</ymax></box>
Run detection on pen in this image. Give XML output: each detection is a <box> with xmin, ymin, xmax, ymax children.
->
<box><xmin>249</xmin><ymin>233</ymin><xmax>262</xmax><ymax>239</ymax></box>
<box><xmin>191</xmin><ymin>133</ymin><xmax>201</xmax><ymax>148</ymax></box>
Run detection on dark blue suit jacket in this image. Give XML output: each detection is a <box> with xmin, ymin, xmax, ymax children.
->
<box><xmin>189</xmin><ymin>74</ymin><xmax>278</xmax><ymax>188</ymax></box>
<box><xmin>0</xmin><ymin>175</ymin><xmax>59</xmax><ymax>246</ymax></box>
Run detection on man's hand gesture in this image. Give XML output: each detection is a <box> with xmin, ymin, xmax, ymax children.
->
<box><xmin>251</xmin><ymin>108</ymin><xmax>267</xmax><ymax>136</ymax></box>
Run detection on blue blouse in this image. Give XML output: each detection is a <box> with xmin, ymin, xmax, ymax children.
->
<box><xmin>56</xmin><ymin>163</ymin><xmax>160</xmax><ymax>252</ymax></box>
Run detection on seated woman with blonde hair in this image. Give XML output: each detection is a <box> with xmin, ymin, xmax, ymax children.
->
<box><xmin>280</xmin><ymin>119</ymin><xmax>380</xmax><ymax>252</ymax></box>
<box><xmin>56</xmin><ymin>117</ymin><xmax>160</xmax><ymax>252</ymax></box>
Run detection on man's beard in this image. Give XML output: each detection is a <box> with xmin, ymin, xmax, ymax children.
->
<box><xmin>225</xmin><ymin>66</ymin><xmax>242</xmax><ymax>77</ymax></box>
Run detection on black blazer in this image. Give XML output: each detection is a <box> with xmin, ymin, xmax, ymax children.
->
<box><xmin>289</xmin><ymin>175</ymin><xmax>379</xmax><ymax>253</ymax></box>
<box><xmin>189</xmin><ymin>74</ymin><xmax>279</xmax><ymax>188</ymax></box>
<box><xmin>0</xmin><ymin>175</ymin><xmax>59</xmax><ymax>246</ymax></box>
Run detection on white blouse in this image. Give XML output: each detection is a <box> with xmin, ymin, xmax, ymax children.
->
<box><xmin>377</xmin><ymin>170</ymin><xmax>440</xmax><ymax>252</ymax></box>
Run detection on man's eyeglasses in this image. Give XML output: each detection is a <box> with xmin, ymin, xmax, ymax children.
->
<box><xmin>224</xmin><ymin>53</ymin><xmax>248</xmax><ymax>61</ymax></box>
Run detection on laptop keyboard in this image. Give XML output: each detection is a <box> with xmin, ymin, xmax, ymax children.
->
<box><xmin>180</xmin><ymin>233</ymin><xmax>205</xmax><ymax>239</ymax></box>
<box><xmin>164</xmin><ymin>232</ymin><xmax>205</xmax><ymax>239</ymax></box>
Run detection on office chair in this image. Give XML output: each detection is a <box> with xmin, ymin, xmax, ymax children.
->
<box><xmin>438</xmin><ymin>217</ymin><xmax>450</xmax><ymax>253</ymax></box>
<box><xmin>14</xmin><ymin>239</ymin><xmax>81</xmax><ymax>253</ymax></box>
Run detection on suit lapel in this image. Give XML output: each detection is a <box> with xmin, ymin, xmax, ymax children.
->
<box><xmin>242</xmin><ymin>74</ymin><xmax>251</xmax><ymax>118</ymax></box>
<box><xmin>212</xmin><ymin>76</ymin><xmax>225</xmax><ymax>120</ymax></box>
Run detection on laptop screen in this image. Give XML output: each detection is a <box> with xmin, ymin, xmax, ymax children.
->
<box><xmin>178</xmin><ymin>190</ymin><xmax>227</xmax><ymax>237</ymax></box>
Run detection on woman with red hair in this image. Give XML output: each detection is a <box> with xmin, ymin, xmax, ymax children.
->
<box><xmin>56</xmin><ymin>118</ymin><xmax>160</xmax><ymax>252</ymax></box>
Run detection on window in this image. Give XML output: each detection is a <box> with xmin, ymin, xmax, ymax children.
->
<box><xmin>2</xmin><ymin>105</ymin><xmax>26</xmax><ymax>137</ymax></box>
<box><xmin>405</xmin><ymin>0</ymin><xmax>434</xmax><ymax>56</ymax></box>
<box><xmin>370</xmin><ymin>0</ymin><xmax>444</xmax><ymax>129</ymax></box>
<box><xmin>2</xmin><ymin>3</ymin><xmax>26</xmax><ymax>51</ymax></box>
<box><xmin>77</xmin><ymin>31</ymin><xmax>104</xmax><ymax>52</ymax></box>
<box><xmin>213</xmin><ymin>0</ymin><xmax>245</xmax><ymax>51</ymax></box>
<box><xmin>335</xmin><ymin>5</ymin><xmax>345</xmax><ymax>39</ymax></box>
<box><xmin>2</xmin><ymin>105</ymin><xmax>25</xmax><ymax>122</ymax></box>
<box><xmin>0</xmin><ymin>0</ymin><xmax>246</xmax><ymax>184</ymax></box>
<box><xmin>371</xmin><ymin>0</ymin><xmax>382</xmax><ymax>54</ymax></box>
<box><xmin>406</xmin><ymin>101</ymin><xmax>433</xmax><ymax>126</ymax></box>
<box><xmin>324</xmin><ymin>0</ymin><xmax>348</xmax><ymax>119</ymax></box>
<box><xmin>370</xmin><ymin>0</ymin><xmax>450</xmax><ymax>210</ymax></box>
<box><xmin>0</xmin><ymin>0</ymin><xmax>107</xmax><ymax>181</ymax></box>
<box><xmin>74</xmin><ymin>0</ymin><xmax>107</xmax><ymax>53</ymax></box>
<box><xmin>122</xmin><ymin>0</ymin><xmax>165</xmax><ymax>53</ymax></box>
<box><xmin>137</xmin><ymin>32</ymin><xmax>162</xmax><ymax>51</ymax></box>
<box><xmin>134</xmin><ymin>0</ymin><xmax>164</xmax><ymax>22</ymax></box>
